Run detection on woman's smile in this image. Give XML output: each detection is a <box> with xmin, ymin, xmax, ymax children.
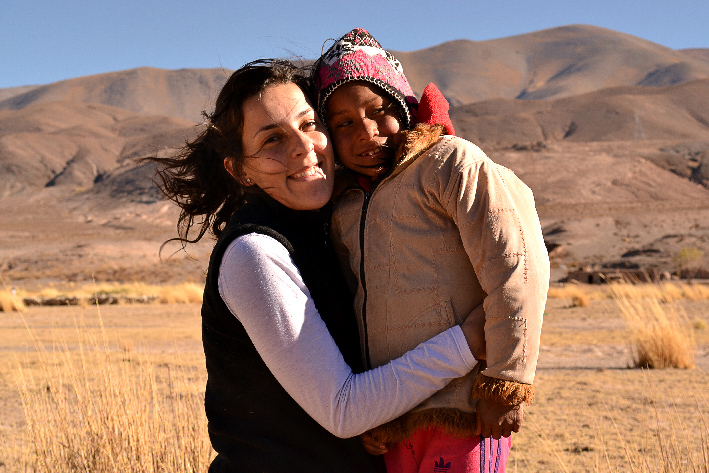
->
<box><xmin>290</xmin><ymin>163</ymin><xmax>326</xmax><ymax>180</ymax></box>
<box><xmin>239</xmin><ymin>83</ymin><xmax>335</xmax><ymax>210</ymax></box>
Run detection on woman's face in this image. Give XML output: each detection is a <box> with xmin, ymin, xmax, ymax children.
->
<box><xmin>238</xmin><ymin>83</ymin><xmax>335</xmax><ymax>210</ymax></box>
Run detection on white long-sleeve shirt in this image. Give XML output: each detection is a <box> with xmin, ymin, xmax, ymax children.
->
<box><xmin>218</xmin><ymin>232</ymin><xmax>477</xmax><ymax>438</ymax></box>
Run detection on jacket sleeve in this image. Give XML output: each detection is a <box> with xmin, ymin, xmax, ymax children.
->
<box><xmin>443</xmin><ymin>138</ymin><xmax>549</xmax><ymax>405</ymax></box>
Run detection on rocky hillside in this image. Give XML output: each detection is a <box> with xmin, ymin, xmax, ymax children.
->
<box><xmin>394</xmin><ymin>25</ymin><xmax>709</xmax><ymax>105</ymax></box>
<box><xmin>1</xmin><ymin>25</ymin><xmax>708</xmax><ymax>283</ymax></box>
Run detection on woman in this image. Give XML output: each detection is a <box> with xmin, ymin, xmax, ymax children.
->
<box><xmin>151</xmin><ymin>59</ymin><xmax>485</xmax><ymax>473</ymax></box>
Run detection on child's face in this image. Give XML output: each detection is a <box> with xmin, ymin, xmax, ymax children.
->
<box><xmin>325</xmin><ymin>81</ymin><xmax>402</xmax><ymax>180</ymax></box>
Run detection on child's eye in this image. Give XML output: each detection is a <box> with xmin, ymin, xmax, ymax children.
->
<box><xmin>370</xmin><ymin>102</ymin><xmax>394</xmax><ymax>117</ymax></box>
<box><xmin>335</xmin><ymin>119</ymin><xmax>352</xmax><ymax>128</ymax></box>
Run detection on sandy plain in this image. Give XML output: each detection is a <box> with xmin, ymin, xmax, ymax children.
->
<box><xmin>1</xmin><ymin>292</ymin><xmax>708</xmax><ymax>472</ymax></box>
<box><xmin>2</xmin><ymin>25</ymin><xmax>709</xmax><ymax>472</ymax></box>
<box><xmin>0</xmin><ymin>139</ymin><xmax>707</xmax><ymax>472</ymax></box>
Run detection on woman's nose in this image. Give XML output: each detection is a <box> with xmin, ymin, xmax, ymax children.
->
<box><xmin>291</xmin><ymin>130</ymin><xmax>315</xmax><ymax>157</ymax></box>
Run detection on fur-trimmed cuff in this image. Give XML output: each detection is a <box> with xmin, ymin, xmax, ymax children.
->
<box><xmin>369</xmin><ymin>408</ymin><xmax>477</xmax><ymax>445</ymax></box>
<box><xmin>471</xmin><ymin>374</ymin><xmax>535</xmax><ymax>406</ymax></box>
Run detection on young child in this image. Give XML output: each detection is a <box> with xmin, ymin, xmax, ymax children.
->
<box><xmin>314</xmin><ymin>28</ymin><xmax>550</xmax><ymax>473</ymax></box>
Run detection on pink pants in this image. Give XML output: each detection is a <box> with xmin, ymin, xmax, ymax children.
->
<box><xmin>383</xmin><ymin>427</ymin><xmax>511</xmax><ymax>473</ymax></box>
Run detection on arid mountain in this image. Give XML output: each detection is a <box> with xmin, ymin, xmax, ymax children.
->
<box><xmin>395</xmin><ymin>25</ymin><xmax>709</xmax><ymax>105</ymax></box>
<box><xmin>0</xmin><ymin>101</ymin><xmax>195</xmax><ymax>196</ymax></box>
<box><xmin>0</xmin><ymin>85</ymin><xmax>40</xmax><ymax>103</ymax></box>
<box><xmin>451</xmin><ymin>78</ymin><xmax>709</xmax><ymax>146</ymax></box>
<box><xmin>0</xmin><ymin>67</ymin><xmax>230</xmax><ymax>123</ymax></box>
<box><xmin>681</xmin><ymin>48</ymin><xmax>709</xmax><ymax>63</ymax></box>
<box><xmin>3</xmin><ymin>25</ymin><xmax>709</xmax><ymax>121</ymax></box>
<box><xmin>1</xmin><ymin>25</ymin><xmax>708</xmax><ymax>284</ymax></box>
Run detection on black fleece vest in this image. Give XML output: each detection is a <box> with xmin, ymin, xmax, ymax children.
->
<box><xmin>201</xmin><ymin>195</ymin><xmax>383</xmax><ymax>473</ymax></box>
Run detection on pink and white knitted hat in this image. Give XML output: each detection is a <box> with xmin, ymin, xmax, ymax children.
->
<box><xmin>314</xmin><ymin>28</ymin><xmax>417</xmax><ymax>129</ymax></box>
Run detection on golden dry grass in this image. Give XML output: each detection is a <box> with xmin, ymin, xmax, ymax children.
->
<box><xmin>1</xmin><ymin>288</ymin><xmax>708</xmax><ymax>472</ymax></box>
<box><xmin>16</xmin><ymin>310</ymin><xmax>213</xmax><ymax>472</ymax></box>
<box><xmin>16</xmin><ymin>282</ymin><xmax>204</xmax><ymax>305</ymax></box>
<box><xmin>609</xmin><ymin>282</ymin><xmax>709</xmax><ymax>303</ymax></box>
<box><xmin>548</xmin><ymin>281</ymin><xmax>709</xmax><ymax>306</ymax></box>
<box><xmin>610</xmin><ymin>284</ymin><xmax>696</xmax><ymax>369</ymax></box>
<box><xmin>1</xmin><ymin>304</ymin><xmax>211</xmax><ymax>472</ymax></box>
<box><xmin>0</xmin><ymin>290</ymin><xmax>26</xmax><ymax>312</ymax></box>
<box><xmin>548</xmin><ymin>284</ymin><xmax>591</xmax><ymax>307</ymax></box>
<box><xmin>512</xmin><ymin>369</ymin><xmax>709</xmax><ymax>472</ymax></box>
<box><xmin>513</xmin><ymin>290</ymin><xmax>709</xmax><ymax>472</ymax></box>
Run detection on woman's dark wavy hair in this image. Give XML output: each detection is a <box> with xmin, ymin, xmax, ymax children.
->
<box><xmin>148</xmin><ymin>59</ymin><xmax>312</xmax><ymax>245</ymax></box>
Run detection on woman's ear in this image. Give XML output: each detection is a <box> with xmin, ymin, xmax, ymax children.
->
<box><xmin>224</xmin><ymin>157</ymin><xmax>254</xmax><ymax>186</ymax></box>
<box><xmin>223</xmin><ymin>157</ymin><xmax>236</xmax><ymax>178</ymax></box>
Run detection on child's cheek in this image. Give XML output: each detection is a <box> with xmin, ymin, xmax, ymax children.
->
<box><xmin>331</xmin><ymin>133</ymin><xmax>352</xmax><ymax>164</ymax></box>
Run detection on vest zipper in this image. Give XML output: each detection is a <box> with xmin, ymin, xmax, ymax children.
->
<box><xmin>359</xmin><ymin>190</ymin><xmax>373</xmax><ymax>370</ymax></box>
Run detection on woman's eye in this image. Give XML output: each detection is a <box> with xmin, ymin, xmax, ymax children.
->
<box><xmin>302</xmin><ymin>120</ymin><xmax>317</xmax><ymax>131</ymax></box>
<box><xmin>263</xmin><ymin>135</ymin><xmax>282</xmax><ymax>146</ymax></box>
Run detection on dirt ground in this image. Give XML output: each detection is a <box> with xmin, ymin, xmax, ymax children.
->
<box><xmin>1</xmin><ymin>138</ymin><xmax>708</xmax><ymax>470</ymax></box>
<box><xmin>2</xmin><ymin>139</ymin><xmax>708</xmax><ymax>292</ymax></box>
<box><xmin>0</xmin><ymin>191</ymin><xmax>213</xmax><ymax>290</ymax></box>
<box><xmin>1</xmin><ymin>295</ymin><xmax>707</xmax><ymax>472</ymax></box>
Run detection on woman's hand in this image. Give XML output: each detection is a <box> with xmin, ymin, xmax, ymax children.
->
<box><xmin>359</xmin><ymin>431</ymin><xmax>388</xmax><ymax>455</ymax></box>
<box><xmin>460</xmin><ymin>304</ymin><xmax>486</xmax><ymax>360</ymax></box>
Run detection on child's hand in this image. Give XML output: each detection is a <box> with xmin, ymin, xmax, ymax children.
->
<box><xmin>476</xmin><ymin>399</ymin><xmax>525</xmax><ymax>439</ymax></box>
<box><xmin>460</xmin><ymin>304</ymin><xmax>486</xmax><ymax>360</ymax></box>
<box><xmin>359</xmin><ymin>431</ymin><xmax>388</xmax><ymax>455</ymax></box>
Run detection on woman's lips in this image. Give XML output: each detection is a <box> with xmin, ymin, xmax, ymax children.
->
<box><xmin>290</xmin><ymin>164</ymin><xmax>325</xmax><ymax>180</ymax></box>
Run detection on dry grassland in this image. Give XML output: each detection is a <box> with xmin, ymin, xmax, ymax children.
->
<box><xmin>1</xmin><ymin>282</ymin><xmax>204</xmax><ymax>307</ymax></box>
<box><xmin>0</xmin><ymin>303</ymin><xmax>210</xmax><ymax>472</ymax></box>
<box><xmin>0</xmin><ymin>284</ymin><xmax>707</xmax><ymax>472</ymax></box>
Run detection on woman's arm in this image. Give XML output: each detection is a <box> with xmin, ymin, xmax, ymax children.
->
<box><xmin>219</xmin><ymin>233</ymin><xmax>478</xmax><ymax>438</ymax></box>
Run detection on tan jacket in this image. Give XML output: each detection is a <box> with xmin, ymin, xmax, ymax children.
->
<box><xmin>331</xmin><ymin>125</ymin><xmax>550</xmax><ymax>442</ymax></box>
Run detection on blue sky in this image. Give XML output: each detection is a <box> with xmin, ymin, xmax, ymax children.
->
<box><xmin>1</xmin><ymin>0</ymin><xmax>707</xmax><ymax>88</ymax></box>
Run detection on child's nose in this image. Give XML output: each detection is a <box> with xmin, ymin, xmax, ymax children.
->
<box><xmin>356</xmin><ymin>117</ymin><xmax>378</xmax><ymax>140</ymax></box>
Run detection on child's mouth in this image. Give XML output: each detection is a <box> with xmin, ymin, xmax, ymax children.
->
<box><xmin>358</xmin><ymin>143</ymin><xmax>393</xmax><ymax>161</ymax></box>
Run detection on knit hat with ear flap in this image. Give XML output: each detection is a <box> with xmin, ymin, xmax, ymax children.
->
<box><xmin>314</xmin><ymin>27</ymin><xmax>418</xmax><ymax>130</ymax></box>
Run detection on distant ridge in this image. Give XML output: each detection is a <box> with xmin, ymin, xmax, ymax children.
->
<box><xmin>0</xmin><ymin>67</ymin><xmax>232</xmax><ymax>123</ymax></box>
<box><xmin>394</xmin><ymin>24</ymin><xmax>709</xmax><ymax>105</ymax></box>
<box><xmin>2</xmin><ymin>25</ymin><xmax>708</xmax><ymax>121</ymax></box>
<box><xmin>451</xmin><ymin>78</ymin><xmax>709</xmax><ymax>146</ymax></box>
<box><xmin>0</xmin><ymin>101</ymin><xmax>195</xmax><ymax>195</ymax></box>
<box><xmin>0</xmin><ymin>85</ymin><xmax>41</xmax><ymax>103</ymax></box>
<box><xmin>681</xmin><ymin>48</ymin><xmax>709</xmax><ymax>63</ymax></box>
<box><xmin>1</xmin><ymin>24</ymin><xmax>709</xmax><ymax>199</ymax></box>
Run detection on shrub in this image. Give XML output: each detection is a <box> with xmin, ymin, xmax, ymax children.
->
<box><xmin>674</xmin><ymin>246</ymin><xmax>705</xmax><ymax>280</ymax></box>
<box><xmin>548</xmin><ymin>284</ymin><xmax>590</xmax><ymax>307</ymax></box>
<box><xmin>0</xmin><ymin>289</ymin><xmax>26</xmax><ymax>312</ymax></box>
<box><xmin>611</xmin><ymin>284</ymin><xmax>696</xmax><ymax>369</ymax></box>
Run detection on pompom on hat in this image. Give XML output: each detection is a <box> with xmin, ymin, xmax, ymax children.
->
<box><xmin>418</xmin><ymin>82</ymin><xmax>455</xmax><ymax>136</ymax></box>
<box><xmin>314</xmin><ymin>28</ymin><xmax>418</xmax><ymax>129</ymax></box>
